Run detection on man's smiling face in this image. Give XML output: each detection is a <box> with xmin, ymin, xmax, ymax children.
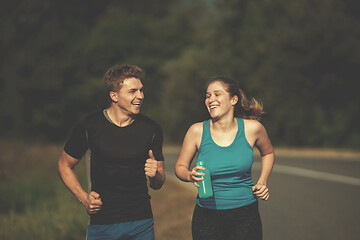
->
<box><xmin>112</xmin><ymin>77</ymin><xmax>144</xmax><ymax>116</ymax></box>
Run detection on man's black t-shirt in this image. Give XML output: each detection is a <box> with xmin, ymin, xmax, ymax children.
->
<box><xmin>64</xmin><ymin>111</ymin><xmax>164</xmax><ymax>225</ymax></box>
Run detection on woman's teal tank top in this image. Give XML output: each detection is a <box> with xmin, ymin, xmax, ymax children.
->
<box><xmin>196</xmin><ymin>118</ymin><xmax>257</xmax><ymax>210</ymax></box>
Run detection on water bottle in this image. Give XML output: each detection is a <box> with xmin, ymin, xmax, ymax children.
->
<box><xmin>196</xmin><ymin>160</ymin><xmax>213</xmax><ymax>198</ymax></box>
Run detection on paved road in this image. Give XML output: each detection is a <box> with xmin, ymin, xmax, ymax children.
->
<box><xmin>163</xmin><ymin>151</ymin><xmax>360</xmax><ymax>240</ymax></box>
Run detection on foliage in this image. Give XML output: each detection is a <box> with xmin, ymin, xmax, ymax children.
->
<box><xmin>0</xmin><ymin>0</ymin><xmax>359</xmax><ymax>148</ymax></box>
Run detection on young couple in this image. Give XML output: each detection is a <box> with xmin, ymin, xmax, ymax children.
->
<box><xmin>58</xmin><ymin>64</ymin><xmax>274</xmax><ymax>240</ymax></box>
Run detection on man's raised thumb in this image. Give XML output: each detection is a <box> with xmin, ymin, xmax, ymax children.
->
<box><xmin>148</xmin><ymin>150</ymin><xmax>155</xmax><ymax>160</ymax></box>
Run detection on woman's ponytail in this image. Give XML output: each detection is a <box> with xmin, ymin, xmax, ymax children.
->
<box><xmin>235</xmin><ymin>87</ymin><xmax>264</xmax><ymax>120</ymax></box>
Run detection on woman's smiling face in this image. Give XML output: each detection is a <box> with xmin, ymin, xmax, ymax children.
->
<box><xmin>205</xmin><ymin>81</ymin><xmax>238</xmax><ymax>120</ymax></box>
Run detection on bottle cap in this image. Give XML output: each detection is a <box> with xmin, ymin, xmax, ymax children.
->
<box><xmin>196</xmin><ymin>161</ymin><xmax>205</xmax><ymax>166</ymax></box>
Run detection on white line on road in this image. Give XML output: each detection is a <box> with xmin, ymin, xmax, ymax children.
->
<box><xmin>253</xmin><ymin>163</ymin><xmax>360</xmax><ymax>186</ymax></box>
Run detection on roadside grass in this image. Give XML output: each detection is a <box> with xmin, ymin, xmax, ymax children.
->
<box><xmin>0</xmin><ymin>140</ymin><xmax>88</xmax><ymax>240</ymax></box>
<box><xmin>0</xmin><ymin>140</ymin><xmax>195</xmax><ymax>240</ymax></box>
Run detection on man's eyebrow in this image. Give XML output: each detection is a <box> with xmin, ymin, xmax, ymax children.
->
<box><xmin>129</xmin><ymin>87</ymin><xmax>143</xmax><ymax>91</ymax></box>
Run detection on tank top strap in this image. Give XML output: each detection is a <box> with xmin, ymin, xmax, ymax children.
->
<box><xmin>237</xmin><ymin>118</ymin><xmax>245</xmax><ymax>138</ymax></box>
<box><xmin>198</xmin><ymin>120</ymin><xmax>211</xmax><ymax>152</ymax></box>
<box><xmin>237</xmin><ymin>118</ymin><xmax>253</xmax><ymax>149</ymax></box>
<box><xmin>201</xmin><ymin>119</ymin><xmax>211</xmax><ymax>143</ymax></box>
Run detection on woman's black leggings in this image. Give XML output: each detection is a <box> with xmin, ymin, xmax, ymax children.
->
<box><xmin>192</xmin><ymin>201</ymin><xmax>262</xmax><ymax>240</ymax></box>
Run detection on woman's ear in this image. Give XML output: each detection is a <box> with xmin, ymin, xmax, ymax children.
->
<box><xmin>231</xmin><ymin>95</ymin><xmax>238</xmax><ymax>106</ymax></box>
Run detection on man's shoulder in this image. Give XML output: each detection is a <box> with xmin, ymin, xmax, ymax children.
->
<box><xmin>83</xmin><ymin>110</ymin><xmax>104</xmax><ymax>123</ymax></box>
<box><xmin>136</xmin><ymin>114</ymin><xmax>161</xmax><ymax>128</ymax></box>
<box><xmin>75</xmin><ymin>110</ymin><xmax>105</xmax><ymax>129</ymax></box>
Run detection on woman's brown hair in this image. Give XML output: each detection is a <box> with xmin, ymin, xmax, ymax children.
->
<box><xmin>207</xmin><ymin>76</ymin><xmax>264</xmax><ymax>120</ymax></box>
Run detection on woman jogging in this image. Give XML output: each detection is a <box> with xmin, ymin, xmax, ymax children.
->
<box><xmin>175</xmin><ymin>76</ymin><xmax>274</xmax><ymax>240</ymax></box>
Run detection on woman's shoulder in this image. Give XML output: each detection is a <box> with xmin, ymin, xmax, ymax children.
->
<box><xmin>243</xmin><ymin>118</ymin><xmax>265</xmax><ymax>133</ymax></box>
<box><xmin>182</xmin><ymin>122</ymin><xmax>204</xmax><ymax>147</ymax></box>
<box><xmin>188</xmin><ymin>122</ymin><xmax>203</xmax><ymax>135</ymax></box>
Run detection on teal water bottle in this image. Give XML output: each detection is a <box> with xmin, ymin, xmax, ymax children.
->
<box><xmin>196</xmin><ymin>161</ymin><xmax>213</xmax><ymax>198</ymax></box>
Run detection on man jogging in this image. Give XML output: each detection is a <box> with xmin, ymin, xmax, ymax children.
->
<box><xmin>58</xmin><ymin>64</ymin><xmax>165</xmax><ymax>239</ymax></box>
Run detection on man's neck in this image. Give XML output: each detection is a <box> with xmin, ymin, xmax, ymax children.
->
<box><xmin>106</xmin><ymin>106</ymin><xmax>136</xmax><ymax>127</ymax></box>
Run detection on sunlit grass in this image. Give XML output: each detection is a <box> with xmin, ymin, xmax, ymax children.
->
<box><xmin>0</xmin><ymin>140</ymin><xmax>88</xmax><ymax>240</ymax></box>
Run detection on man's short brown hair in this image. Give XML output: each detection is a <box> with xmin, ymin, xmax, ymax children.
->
<box><xmin>104</xmin><ymin>64</ymin><xmax>144</xmax><ymax>101</ymax></box>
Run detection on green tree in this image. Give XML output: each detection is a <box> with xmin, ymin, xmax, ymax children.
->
<box><xmin>161</xmin><ymin>0</ymin><xmax>360</xmax><ymax>148</ymax></box>
<box><xmin>1</xmin><ymin>0</ymin><xmax>359</xmax><ymax>148</ymax></box>
<box><xmin>0</xmin><ymin>0</ymin><xmax>113</xmax><ymax>139</ymax></box>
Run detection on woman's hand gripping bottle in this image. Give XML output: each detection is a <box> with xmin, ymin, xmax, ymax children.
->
<box><xmin>196</xmin><ymin>161</ymin><xmax>213</xmax><ymax>198</ymax></box>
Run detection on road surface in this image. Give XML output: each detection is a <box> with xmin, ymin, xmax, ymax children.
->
<box><xmin>163</xmin><ymin>149</ymin><xmax>360</xmax><ymax>240</ymax></box>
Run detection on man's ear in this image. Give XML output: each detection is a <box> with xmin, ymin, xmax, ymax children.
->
<box><xmin>109</xmin><ymin>91</ymin><xmax>118</xmax><ymax>103</ymax></box>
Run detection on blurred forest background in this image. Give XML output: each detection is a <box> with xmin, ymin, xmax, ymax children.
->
<box><xmin>1</xmin><ymin>0</ymin><xmax>359</xmax><ymax>149</ymax></box>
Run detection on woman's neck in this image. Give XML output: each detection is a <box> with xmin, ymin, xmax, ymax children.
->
<box><xmin>211</xmin><ymin>115</ymin><xmax>237</xmax><ymax>132</ymax></box>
